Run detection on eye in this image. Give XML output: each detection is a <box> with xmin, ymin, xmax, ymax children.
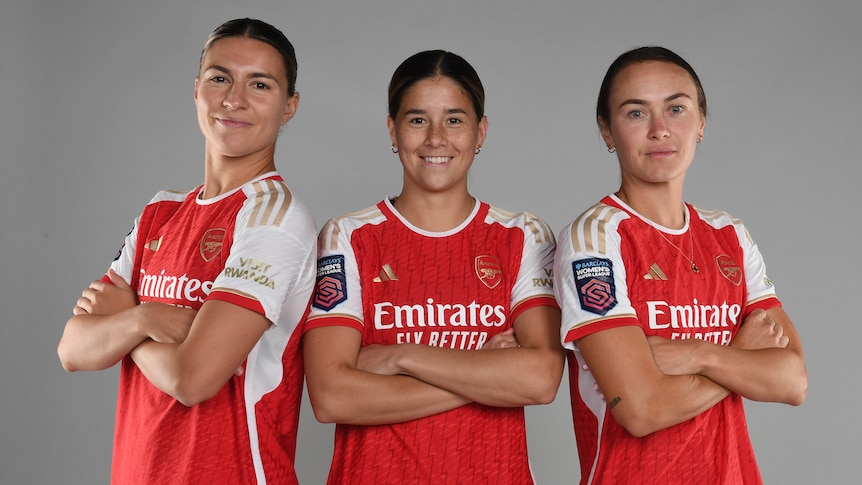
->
<box><xmin>252</xmin><ymin>81</ymin><xmax>270</xmax><ymax>90</ymax></box>
<box><xmin>627</xmin><ymin>110</ymin><xmax>645</xmax><ymax>120</ymax></box>
<box><xmin>408</xmin><ymin>117</ymin><xmax>427</xmax><ymax>125</ymax></box>
<box><xmin>669</xmin><ymin>105</ymin><xmax>685</xmax><ymax>115</ymax></box>
<box><xmin>209</xmin><ymin>76</ymin><xmax>228</xmax><ymax>83</ymax></box>
<box><xmin>446</xmin><ymin>117</ymin><xmax>464</xmax><ymax>125</ymax></box>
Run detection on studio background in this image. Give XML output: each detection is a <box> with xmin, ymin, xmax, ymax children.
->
<box><xmin>1</xmin><ymin>1</ymin><xmax>858</xmax><ymax>483</ymax></box>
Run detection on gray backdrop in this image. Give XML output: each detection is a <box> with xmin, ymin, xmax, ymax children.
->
<box><xmin>2</xmin><ymin>0</ymin><xmax>859</xmax><ymax>483</ymax></box>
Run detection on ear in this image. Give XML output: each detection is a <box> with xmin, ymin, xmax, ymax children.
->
<box><xmin>697</xmin><ymin>112</ymin><xmax>706</xmax><ymax>140</ymax></box>
<box><xmin>476</xmin><ymin>115</ymin><xmax>489</xmax><ymax>149</ymax></box>
<box><xmin>194</xmin><ymin>76</ymin><xmax>200</xmax><ymax>102</ymax></box>
<box><xmin>387</xmin><ymin>116</ymin><xmax>397</xmax><ymax>147</ymax></box>
<box><xmin>598</xmin><ymin>117</ymin><xmax>614</xmax><ymax>149</ymax></box>
<box><xmin>282</xmin><ymin>91</ymin><xmax>300</xmax><ymax>125</ymax></box>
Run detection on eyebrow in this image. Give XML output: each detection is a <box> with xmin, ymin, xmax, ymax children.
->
<box><xmin>204</xmin><ymin>64</ymin><xmax>281</xmax><ymax>84</ymax></box>
<box><xmin>617</xmin><ymin>92</ymin><xmax>693</xmax><ymax>108</ymax></box>
<box><xmin>404</xmin><ymin>108</ymin><xmax>469</xmax><ymax>116</ymax></box>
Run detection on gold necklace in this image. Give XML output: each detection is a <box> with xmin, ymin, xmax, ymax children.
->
<box><xmin>654</xmin><ymin>226</ymin><xmax>699</xmax><ymax>273</ymax></box>
<box><xmin>614</xmin><ymin>190</ymin><xmax>699</xmax><ymax>273</ymax></box>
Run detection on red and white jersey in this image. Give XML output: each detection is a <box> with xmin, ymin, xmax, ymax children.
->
<box><xmin>554</xmin><ymin>194</ymin><xmax>780</xmax><ymax>485</ymax></box>
<box><xmin>306</xmin><ymin>198</ymin><xmax>557</xmax><ymax>485</ymax></box>
<box><xmin>107</xmin><ymin>172</ymin><xmax>317</xmax><ymax>485</ymax></box>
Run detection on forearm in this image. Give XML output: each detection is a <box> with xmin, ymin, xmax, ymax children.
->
<box><xmin>58</xmin><ymin>310</ymin><xmax>145</xmax><ymax>371</ymax></box>
<box><xmin>616</xmin><ymin>372</ymin><xmax>729</xmax><ymax>437</ymax></box>
<box><xmin>699</xmin><ymin>345</ymin><xmax>807</xmax><ymax>405</ymax></box>
<box><xmin>578</xmin><ymin>326</ymin><xmax>730</xmax><ymax>438</ymax></box>
<box><xmin>306</xmin><ymin>364</ymin><xmax>470</xmax><ymax>425</ymax></box>
<box><xmin>394</xmin><ymin>344</ymin><xmax>564</xmax><ymax>407</ymax></box>
<box><xmin>129</xmin><ymin>301</ymin><xmax>266</xmax><ymax>407</ymax></box>
<box><xmin>129</xmin><ymin>340</ymin><xmax>188</xmax><ymax>400</ymax></box>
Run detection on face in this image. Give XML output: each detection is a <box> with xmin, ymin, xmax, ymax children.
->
<box><xmin>600</xmin><ymin>60</ymin><xmax>705</xmax><ymax>187</ymax></box>
<box><xmin>194</xmin><ymin>36</ymin><xmax>298</xmax><ymax>159</ymax></box>
<box><xmin>388</xmin><ymin>76</ymin><xmax>487</xmax><ymax>196</ymax></box>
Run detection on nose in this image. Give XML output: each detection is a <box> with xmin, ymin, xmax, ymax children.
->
<box><xmin>222</xmin><ymin>84</ymin><xmax>247</xmax><ymax>110</ymax></box>
<box><xmin>648</xmin><ymin>115</ymin><xmax>670</xmax><ymax>139</ymax></box>
<box><xmin>425</xmin><ymin>121</ymin><xmax>446</xmax><ymax>146</ymax></box>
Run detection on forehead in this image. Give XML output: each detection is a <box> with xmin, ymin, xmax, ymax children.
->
<box><xmin>201</xmin><ymin>36</ymin><xmax>287</xmax><ymax>78</ymax></box>
<box><xmin>400</xmin><ymin>76</ymin><xmax>474</xmax><ymax>110</ymax></box>
<box><xmin>611</xmin><ymin>60</ymin><xmax>698</xmax><ymax>101</ymax></box>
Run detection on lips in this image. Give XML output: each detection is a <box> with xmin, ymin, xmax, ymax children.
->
<box><xmin>423</xmin><ymin>156</ymin><xmax>451</xmax><ymax>164</ymax></box>
<box><xmin>648</xmin><ymin>148</ymin><xmax>676</xmax><ymax>158</ymax></box>
<box><xmin>214</xmin><ymin>116</ymin><xmax>251</xmax><ymax>128</ymax></box>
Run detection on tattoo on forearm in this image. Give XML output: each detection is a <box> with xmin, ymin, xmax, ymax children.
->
<box><xmin>609</xmin><ymin>396</ymin><xmax>621</xmax><ymax>409</ymax></box>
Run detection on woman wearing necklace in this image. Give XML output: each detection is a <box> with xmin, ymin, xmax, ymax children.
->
<box><xmin>553</xmin><ymin>46</ymin><xmax>807</xmax><ymax>484</ymax></box>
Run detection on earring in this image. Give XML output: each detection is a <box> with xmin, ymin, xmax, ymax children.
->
<box><xmin>607</xmin><ymin>146</ymin><xmax>616</xmax><ymax>153</ymax></box>
<box><xmin>475</xmin><ymin>146</ymin><xmax>482</xmax><ymax>154</ymax></box>
<box><xmin>391</xmin><ymin>145</ymin><xmax>398</xmax><ymax>154</ymax></box>
<box><xmin>697</xmin><ymin>135</ymin><xmax>703</xmax><ymax>143</ymax></box>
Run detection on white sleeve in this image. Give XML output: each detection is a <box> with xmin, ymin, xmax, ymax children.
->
<box><xmin>210</xmin><ymin>192</ymin><xmax>318</xmax><ymax>325</ymax></box>
<box><xmin>554</xmin><ymin>206</ymin><xmax>638</xmax><ymax>350</ymax></box>
<box><xmin>509</xmin><ymin>212</ymin><xmax>557</xmax><ymax>309</ymax></box>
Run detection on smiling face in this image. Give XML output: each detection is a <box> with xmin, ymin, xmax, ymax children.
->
<box><xmin>194</xmin><ymin>36</ymin><xmax>298</xmax><ymax>160</ymax></box>
<box><xmin>388</xmin><ymin>76</ymin><xmax>487</xmax><ymax>197</ymax></box>
<box><xmin>600</xmin><ymin>60</ymin><xmax>705</xmax><ymax>188</ymax></box>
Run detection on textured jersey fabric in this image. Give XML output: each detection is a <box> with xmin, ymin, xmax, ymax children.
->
<box><xmin>554</xmin><ymin>194</ymin><xmax>780</xmax><ymax>485</ymax></box>
<box><xmin>306</xmin><ymin>198</ymin><xmax>557</xmax><ymax>485</ymax></box>
<box><xmin>108</xmin><ymin>172</ymin><xmax>317</xmax><ymax>484</ymax></box>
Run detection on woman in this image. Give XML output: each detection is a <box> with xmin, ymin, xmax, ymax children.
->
<box><xmin>57</xmin><ymin>19</ymin><xmax>316</xmax><ymax>484</ymax></box>
<box><xmin>303</xmin><ymin>50</ymin><xmax>564</xmax><ymax>485</ymax></box>
<box><xmin>554</xmin><ymin>46</ymin><xmax>808</xmax><ymax>484</ymax></box>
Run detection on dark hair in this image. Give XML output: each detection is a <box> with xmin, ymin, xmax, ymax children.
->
<box><xmin>596</xmin><ymin>46</ymin><xmax>706</xmax><ymax>127</ymax></box>
<box><xmin>388</xmin><ymin>50</ymin><xmax>485</xmax><ymax>120</ymax></box>
<box><xmin>200</xmin><ymin>18</ymin><xmax>298</xmax><ymax>96</ymax></box>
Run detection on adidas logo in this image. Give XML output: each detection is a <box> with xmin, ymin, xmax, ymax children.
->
<box><xmin>644</xmin><ymin>263</ymin><xmax>667</xmax><ymax>281</ymax></box>
<box><xmin>373</xmin><ymin>264</ymin><xmax>398</xmax><ymax>283</ymax></box>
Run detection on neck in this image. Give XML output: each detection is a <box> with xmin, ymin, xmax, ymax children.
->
<box><xmin>616</xmin><ymin>180</ymin><xmax>686</xmax><ymax>229</ymax></box>
<box><xmin>392</xmin><ymin>191</ymin><xmax>476</xmax><ymax>232</ymax></box>
<box><xmin>201</xmin><ymin>147</ymin><xmax>276</xmax><ymax>199</ymax></box>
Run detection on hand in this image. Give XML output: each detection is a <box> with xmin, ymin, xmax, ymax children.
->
<box><xmin>481</xmin><ymin>328</ymin><xmax>520</xmax><ymax>349</ymax></box>
<box><xmin>731</xmin><ymin>308</ymin><xmax>789</xmax><ymax>350</ymax></box>
<box><xmin>136</xmin><ymin>302</ymin><xmax>197</xmax><ymax>344</ymax></box>
<box><xmin>73</xmin><ymin>269</ymin><xmax>138</xmax><ymax>315</ymax></box>
<box><xmin>647</xmin><ymin>336</ymin><xmax>703</xmax><ymax>376</ymax></box>
<box><xmin>356</xmin><ymin>344</ymin><xmax>403</xmax><ymax>376</ymax></box>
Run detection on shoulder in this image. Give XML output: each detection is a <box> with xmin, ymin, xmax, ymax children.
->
<box><xmin>558</xmin><ymin>201</ymin><xmax>629</xmax><ymax>256</ymax></box>
<box><xmin>238</xmin><ymin>176</ymin><xmax>316</xmax><ymax>233</ymax></box>
<box><xmin>145</xmin><ymin>187</ymin><xmax>196</xmax><ymax>206</ymax></box>
<box><xmin>484</xmin><ymin>203</ymin><xmax>555</xmax><ymax>244</ymax></box>
<box><xmin>690</xmin><ymin>204</ymin><xmax>754</xmax><ymax>245</ymax></box>
<box><xmin>318</xmin><ymin>202</ymin><xmax>387</xmax><ymax>250</ymax></box>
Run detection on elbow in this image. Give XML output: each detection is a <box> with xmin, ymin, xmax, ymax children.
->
<box><xmin>57</xmin><ymin>340</ymin><xmax>92</xmax><ymax>373</ymax></box>
<box><xmin>614</xmin><ymin>412</ymin><xmax>660</xmax><ymax>438</ymax></box>
<box><xmin>311</xmin><ymin>405</ymin><xmax>339</xmax><ymax>424</ymax></box>
<box><xmin>524</xmin><ymin>372</ymin><xmax>563</xmax><ymax>405</ymax></box>
<box><xmin>611</xmin><ymin>399</ymin><xmax>667</xmax><ymax>438</ymax></box>
<box><xmin>306</xmin><ymin>389</ymin><xmax>347</xmax><ymax>424</ymax></box>
<box><xmin>616</xmin><ymin>414</ymin><xmax>663</xmax><ymax>438</ymax></box>
<box><xmin>171</xmin><ymin>377</ymin><xmax>221</xmax><ymax>408</ymax></box>
<box><xmin>784</xmin><ymin>370</ymin><xmax>808</xmax><ymax>407</ymax></box>
<box><xmin>520</xmin><ymin>352</ymin><xmax>565</xmax><ymax>406</ymax></box>
<box><xmin>57</xmin><ymin>344</ymin><xmax>78</xmax><ymax>373</ymax></box>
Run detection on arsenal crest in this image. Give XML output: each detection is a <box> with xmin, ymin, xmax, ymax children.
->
<box><xmin>475</xmin><ymin>255</ymin><xmax>502</xmax><ymax>289</ymax></box>
<box><xmin>716</xmin><ymin>254</ymin><xmax>742</xmax><ymax>286</ymax></box>
<box><xmin>200</xmin><ymin>228</ymin><xmax>226</xmax><ymax>262</ymax></box>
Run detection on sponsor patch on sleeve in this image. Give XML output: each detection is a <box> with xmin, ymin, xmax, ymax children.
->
<box><xmin>572</xmin><ymin>258</ymin><xmax>617</xmax><ymax>316</ymax></box>
<box><xmin>313</xmin><ymin>255</ymin><xmax>348</xmax><ymax>311</ymax></box>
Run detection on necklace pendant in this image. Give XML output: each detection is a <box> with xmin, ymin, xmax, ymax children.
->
<box><xmin>691</xmin><ymin>262</ymin><xmax>700</xmax><ymax>273</ymax></box>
